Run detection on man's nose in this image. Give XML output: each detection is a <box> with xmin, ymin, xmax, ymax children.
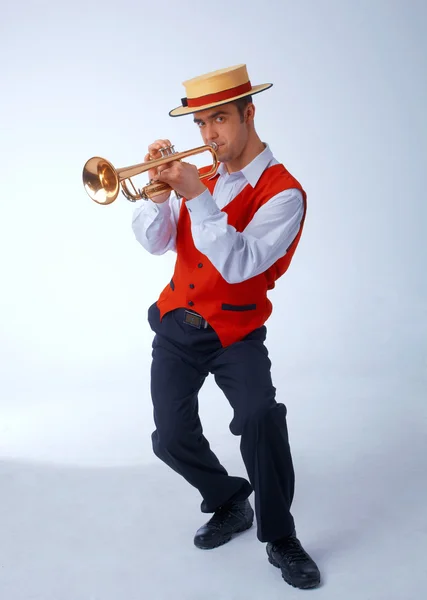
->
<box><xmin>204</xmin><ymin>124</ymin><xmax>219</xmax><ymax>140</ymax></box>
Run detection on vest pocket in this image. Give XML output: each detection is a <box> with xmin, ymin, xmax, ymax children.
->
<box><xmin>221</xmin><ymin>303</ymin><xmax>256</xmax><ymax>311</ymax></box>
<box><xmin>170</xmin><ymin>279</ymin><xmax>175</xmax><ymax>291</ymax></box>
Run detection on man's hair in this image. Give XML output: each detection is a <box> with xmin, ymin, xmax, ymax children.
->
<box><xmin>233</xmin><ymin>95</ymin><xmax>253</xmax><ymax>121</ymax></box>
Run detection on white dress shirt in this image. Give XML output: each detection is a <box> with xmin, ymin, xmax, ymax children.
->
<box><xmin>131</xmin><ymin>144</ymin><xmax>304</xmax><ymax>284</ymax></box>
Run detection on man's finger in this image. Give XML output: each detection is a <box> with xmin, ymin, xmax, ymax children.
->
<box><xmin>154</xmin><ymin>168</ymin><xmax>171</xmax><ymax>182</ymax></box>
<box><xmin>148</xmin><ymin>140</ymin><xmax>173</xmax><ymax>158</ymax></box>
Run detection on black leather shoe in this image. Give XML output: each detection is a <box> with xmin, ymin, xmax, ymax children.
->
<box><xmin>194</xmin><ymin>499</ymin><xmax>254</xmax><ymax>549</ymax></box>
<box><xmin>266</xmin><ymin>532</ymin><xmax>321</xmax><ymax>589</ymax></box>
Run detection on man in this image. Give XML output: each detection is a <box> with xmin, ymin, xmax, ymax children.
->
<box><xmin>132</xmin><ymin>64</ymin><xmax>321</xmax><ymax>590</ymax></box>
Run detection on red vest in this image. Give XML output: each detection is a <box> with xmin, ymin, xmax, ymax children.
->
<box><xmin>156</xmin><ymin>163</ymin><xmax>307</xmax><ymax>347</ymax></box>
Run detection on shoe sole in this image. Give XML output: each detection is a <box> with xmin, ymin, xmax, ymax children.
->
<box><xmin>194</xmin><ymin>520</ymin><xmax>253</xmax><ymax>550</ymax></box>
<box><xmin>267</xmin><ymin>556</ymin><xmax>321</xmax><ymax>589</ymax></box>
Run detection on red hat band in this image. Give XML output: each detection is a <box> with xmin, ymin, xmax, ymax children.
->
<box><xmin>182</xmin><ymin>81</ymin><xmax>253</xmax><ymax>109</ymax></box>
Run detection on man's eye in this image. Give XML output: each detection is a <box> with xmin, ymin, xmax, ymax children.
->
<box><xmin>216</xmin><ymin>117</ymin><xmax>224</xmax><ymax>123</ymax></box>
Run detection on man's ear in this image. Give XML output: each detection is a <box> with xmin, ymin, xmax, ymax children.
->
<box><xmin>245</xmin><ymin>103</ymin><xmax>255</xmax><ymax>122</ymax></box>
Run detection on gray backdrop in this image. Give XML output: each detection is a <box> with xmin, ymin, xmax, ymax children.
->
<box><xmin>0</xmin><ymin>1</ymin><xmax>426</xmax><ymax>599</ymax></box>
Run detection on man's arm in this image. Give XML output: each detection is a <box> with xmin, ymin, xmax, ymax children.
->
<box><xmin>185</xmin><ymin>188</ymin><xmax>304</xmax><ymax>283</ymax></box>
<box><xmin>131</xmin><ymin>194</ymin><xmax>181</xmax><ymax>255</ymax></box>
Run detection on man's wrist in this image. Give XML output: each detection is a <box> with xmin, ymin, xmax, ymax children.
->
<box><xmin>185</xmin><ymin>182</ymin><xmax>207</xmax><ymax>200</ymax></box>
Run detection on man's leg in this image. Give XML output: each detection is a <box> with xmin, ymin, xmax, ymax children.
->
<box><xmin>149</xmin><ymin>307</ymin><xmax>252</xmax><ymax>512</ymax></box>
<box><xmin>208</xmin><ymin>326</ymin><xmax>295</xmax><ymax>542</ymax></box>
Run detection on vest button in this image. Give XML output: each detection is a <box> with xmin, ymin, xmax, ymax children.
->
<box><xmin>198</xmin><ymin>262</ymin><xmax>203</xmax><ymax>268</ymax></box>
<box><xmin>188</xmin><ymin>301</ymin><xmax>194</xmax><ymax>307</ymax></box>
<box><xmin>189</xmin><ymin>284</ymin><xmax>195</xmax><ymax>289</ymax></box>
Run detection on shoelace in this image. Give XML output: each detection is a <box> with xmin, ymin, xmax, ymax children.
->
<box><xmin>206</xmin><ymin>510</ymin><xmax>232</xmax><ymax>531</ymax></box>
<box><xmin>275</xmin><ymin>537</ymin><xmax>309</xmax><ymax>564</ymax></box>
<box><xmin>207</xmin><ymin>504</ymin><xmax>244</xmax><ymax>531</ymax></box>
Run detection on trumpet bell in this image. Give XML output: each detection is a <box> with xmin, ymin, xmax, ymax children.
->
<box><xmin>83</xmin><ymin>157</ymin><xmax>119</xmax><ymax>205</ymax></box>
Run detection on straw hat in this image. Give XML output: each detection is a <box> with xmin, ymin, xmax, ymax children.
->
<box><xmin>169</xmin><ymin>64</ymin><xmax>272</xmax><ymax>117</ymax></box>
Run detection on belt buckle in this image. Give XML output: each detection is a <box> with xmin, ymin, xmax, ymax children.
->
<box><xmin>183</xmin><ymin>310</ymin><xmax>202</xmax><ymax>329</ymax></box>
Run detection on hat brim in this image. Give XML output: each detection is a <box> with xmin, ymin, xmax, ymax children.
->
<box><xmin>169</xmin><ymin>83</ymin><xmax>273</xmax><ymax>117</ymax></box>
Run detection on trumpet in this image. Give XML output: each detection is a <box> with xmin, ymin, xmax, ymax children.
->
<box><xmin>82</xmin><ymin>142</ymin><xmax>219</xmax><ymax>205</ymax></box>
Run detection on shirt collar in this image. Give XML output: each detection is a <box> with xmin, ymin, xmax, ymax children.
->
<box><xmin>212</xmin><ymin>143</ymin><xmax>274</xmax><ymax>188</ymax></box>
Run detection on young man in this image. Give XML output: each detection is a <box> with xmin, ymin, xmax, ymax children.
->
<box><xmin>132</xmin><ymin>64</ymin><xmax>321</xmax><ymax>590</ymax></box>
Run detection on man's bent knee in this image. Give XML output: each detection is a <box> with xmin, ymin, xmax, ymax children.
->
<box><xmin>230</xmin><ymin>401</ymin><xmax>286</xmax><ymax>436</ymax></box>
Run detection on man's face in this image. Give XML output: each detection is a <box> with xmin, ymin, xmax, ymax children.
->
<box><xmin>193</xmin><ymin>102</ymin><xmax>250</xmax><ymax>164</ymax></box>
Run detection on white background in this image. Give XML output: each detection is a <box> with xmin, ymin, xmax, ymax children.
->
<box><xmin>0</xmin><ymin>1</ymin><xmax>426</xmax><ymax>598</ymax></box>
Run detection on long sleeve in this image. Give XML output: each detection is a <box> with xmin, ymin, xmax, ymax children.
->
<box><xmin>185</xmin><ymin>187</ymin><xmax>304</xmax><ymax>284</ymax></box>
<box><xmin>131</xmin><ymin>194</ymin><xmax>181</xmax><ymax>255</ymax></box>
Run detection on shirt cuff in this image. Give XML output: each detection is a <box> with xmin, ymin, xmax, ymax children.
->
<box><xmin>185</xmin><ymin>189</ymin><xmax>220</xmax><ymax>224</ymax></box>
<box><xmin>145</xmin><ymin>198</ymin><xmax>171</xmax><ymax>215</ymax></box>
<box><xmin>154</xmin><ymin>199</ymin><xmax>171</xmax><ymax>213</ymax></box>
<box><xmin>132</xmin><ymin>197</ymin><xmax>171</xmax><ymax>224</ymax></box>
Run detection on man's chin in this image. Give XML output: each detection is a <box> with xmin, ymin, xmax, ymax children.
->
<box><xmin>216</xmin><ymin>146</ymin><xmax>230</xmax><ymax>162</ymax></box>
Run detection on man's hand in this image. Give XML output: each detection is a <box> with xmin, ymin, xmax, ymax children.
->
<box><xmin>145</xmin><ymin>139</ymin><xmax>175</xmax><ymax>204</ymax></box>
<box><xmin>154</xmin><ymin>161</ymin><xmax>207</xmax><ymax>200</ymax></box>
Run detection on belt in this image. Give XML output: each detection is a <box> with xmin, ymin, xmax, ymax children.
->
<box><xmin>182</xmin><ymin>309</ymin><xmax>210</xmax><ymax>329</ymax></box>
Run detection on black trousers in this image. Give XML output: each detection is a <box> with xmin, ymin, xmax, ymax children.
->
<box><xmin>147</xmin><ymin>302</ymin><xmax>295</xmax><ymax>543</ymax></box>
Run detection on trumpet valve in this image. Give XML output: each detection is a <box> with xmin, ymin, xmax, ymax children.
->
<box><xmin>159</xmin><ymin>145</ymin><xmax>176</xmax><ymax>157</ymax></box>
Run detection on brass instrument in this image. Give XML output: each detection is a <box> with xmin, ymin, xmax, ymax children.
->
<box><xmin>82</xmin><ymin>142</ymin><xmax>218</xmax><ymax>205</ymax></box>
